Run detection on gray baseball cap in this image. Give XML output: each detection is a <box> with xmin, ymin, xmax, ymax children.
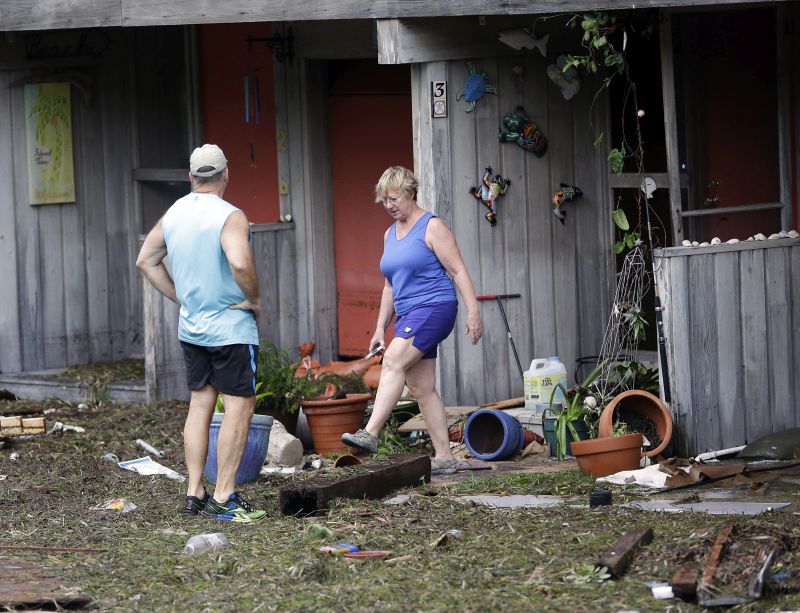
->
<box><xmin>189</xmin><ymin>144</ymin><xmax>227</xmax><ymax>177</ymax></box>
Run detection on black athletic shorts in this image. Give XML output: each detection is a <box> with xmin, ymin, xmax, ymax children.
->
<box><xmin>180</xmin><ymin>341</ymin><xmax>258</xmax><ymax>397</ymax></box>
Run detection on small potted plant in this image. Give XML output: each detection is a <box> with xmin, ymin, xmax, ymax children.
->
<box><xmin>544</xmin><ymin>362</ymin><xmax>604</xmax><ymax>460</ymax></box>
<box><xmin>300</xmin><ymin>373</ymin><xmax>372</xmax><ymax>458</ymax></box>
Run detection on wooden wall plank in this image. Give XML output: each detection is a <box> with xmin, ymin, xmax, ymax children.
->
<box><xmin>61</xmin><ymin>182</ymin><xmax>90</xmax><ymax>367</ymax></box>
<box><xmin>254</xmin><ymin>228</ymin><xmax>279</xmax><ymax>345</ymax></box>
<box><xmin>791</xmin><ymin>245</ymin><xmax>800</xmax><ymax>428</ymax></box>
<box><xmin>411</xmin><ymin>61</ymin><xmax>460</xmax><ymax>403</ymax></box>
<box><xmin>765</xmin><ymin>247</ymin><xmax>793</xmax><ymax>431</ymax></box>
<box><xmin>713</xmin><ymin>251</ymin><xmax>744</xmax><ymax>446</ymax></box>
<box><xmin>497</xmin><ymin>56</ymin><xmax>531</xmax><ymax>396</ymax></box>
<box><xmin>656</xmin><ymin>254</ymin><xmax>694</xmax><ymax>456</ymax></box>
<box><xmin>276</xmin><ymin>227</ymin><xmax>300</xmax><ymax>351</ymax></box>
<box><xmin>39</xmin><ymin>205</ymin><xmax>67</xmax><ymax>368</ymax></box>
<box><xmin>0</xmin><ymin>71</ymin><xmax>23</xmax><ymax>373</ymax></box>
<box><xmin>739</xmin><ymin>249</ymin><xmax>770</xmax><ymax>442</ymax></box>
<box><xmin>474</xmin><ymin>58</ymin><xmax>509</xmax><ymax>403</ymax></box>
<box><xmin>284</xmin><ymin>59</ymin><xmax>314</xmax><ymax>353</ymax></box>
<box><xmin>303</xmin><ymin>61</ymin><xmax>337</xmax><ymax>361</ymax></box>
<box><xmin>523</xmin><ymin>54</ymin><xmax>556</xmax><ymax>368</ymax></box>
<box><xmin>688</xmin><ymin>254</ymin><xmax>720</xmax><ymax>452</ymax></box>
<box><xmin>547</xmin><ymin>70</ymin><xmax>579</xmax><ymax>381</ymax></box>
<box><xmin>448</xmin><ymin>60</ymin><xmax>484</xmax><ymax>405</ymax></box>
<box><xmin>99</xmin><ymin>53</ymin><xmax>139</xmax><ymax>361</ymax></box>
<box><xmin>10</xmin><ymin>73</ymin><xmax>45</xmax><ymax>371</ymax></box>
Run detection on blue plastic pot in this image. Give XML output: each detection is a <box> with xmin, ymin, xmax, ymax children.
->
<box><xmin>203</xmin><ymin>413</ymin><xmax>273</xmax><ymax>485</ymax></box>
<box><xmin>463</xmin><ymin>409</ymin><xmax>525</xmax><ymax>461</ymax></box>
<box><xmin>543</xmin><ymin>417</ymin><xmax>589</xmax><ymax>458</ymax></box>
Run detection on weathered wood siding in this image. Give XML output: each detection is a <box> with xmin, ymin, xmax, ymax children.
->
<box><xmin>143</xmin><ymin>224</ymin><xmax>300</xmax><ymax>401</ymax></box>
<box><xmin>655</xmin><ymin>240</ymin><xmax>800</xmax><ymax>456</ymax></box>
<box><xmin>1</xmin><ymin>0</ymin><xmax>791</xmax><ymax>31</ymax></box>
<box><xmin>0</xmin><ymin>31</ymin><xmax>141</xmax><ymax>375</ymax></box>
<box><xmin>412</xmin><ymin>56</ymin><xmax>614</xmax><ymax>405</ymax></box>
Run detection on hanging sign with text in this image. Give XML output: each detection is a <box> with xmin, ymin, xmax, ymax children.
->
<box><xmin>25</xmin><ymin>82</ymin><xmax>76</xmax><ymax>205</ymax></box>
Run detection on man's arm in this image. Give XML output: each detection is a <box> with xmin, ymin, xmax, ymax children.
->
<box><xmin>136</xmin><ymin>219</ymin><xmax>179</xmax><ymax>304</ymax></box>
<box><xmin>221</xmin><ymin>210</ymin><xmax>261</xmax><ymax>321</ymax></box>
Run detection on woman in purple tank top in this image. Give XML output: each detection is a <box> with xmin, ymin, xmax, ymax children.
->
<box><xmin>342</xmin><ymin>166</ymin><xmax>483</xmax><ymax>475</ymax></box>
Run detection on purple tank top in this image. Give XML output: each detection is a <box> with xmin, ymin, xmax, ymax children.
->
<box><xmin>379</xmin><ymin>212</ymin><xmax>456</xmax><ymax>316</ymax></box>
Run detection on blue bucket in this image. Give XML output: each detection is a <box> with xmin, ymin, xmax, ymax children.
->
<box><xmin>203</xmin><ymin>413</ymin><xmax>273</xmax><ymax>485</ymax></box>
<box><xmin>463</xmin><ymin>409</ymin><xmax>524</xmax><ymax>461</ymax></box>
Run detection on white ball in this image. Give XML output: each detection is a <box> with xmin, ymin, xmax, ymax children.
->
<box><xmin>637</xmin><ymin>109</ymin><xmax>645</xmax><ymax>118</ymax></box>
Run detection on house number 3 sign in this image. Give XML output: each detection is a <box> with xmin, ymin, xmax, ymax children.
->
<box><xmin>431</xmin><ymin>81</ymin><xmax>447</xmax><ymax>118</ymax></box>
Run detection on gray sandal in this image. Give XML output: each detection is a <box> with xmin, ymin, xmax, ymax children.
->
<box><xmin>430</xmin><ymin>458</ymin><xmax>458</xmax><ymax>475</ymax></box>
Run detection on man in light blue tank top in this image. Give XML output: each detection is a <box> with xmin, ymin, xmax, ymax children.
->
<box><xmin>137</xmin><ymin>144</ymin><xmax>266</xmax><ymax>523</ymax></box>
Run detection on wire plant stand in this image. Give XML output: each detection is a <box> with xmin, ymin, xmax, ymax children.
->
<box><xmin>593</xmin><ymin>243</ymin><xmax>652</xmax><ymax>405</ymax></box>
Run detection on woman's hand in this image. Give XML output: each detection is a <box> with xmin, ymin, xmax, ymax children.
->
<box><xmin>368</xmin><ymin>331</ymin><xmax>386</xmax><ymax>355</ymax></box>
<box><xmin>464</xmin><ymin>311</ymin><xmax>483</xmax><ymax>345</ymax></box>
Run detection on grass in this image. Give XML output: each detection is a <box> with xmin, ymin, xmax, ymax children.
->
<box><xmin>0</xmin><ymin>398</ymin><xmax>798</xmax><ymax>612</ymax></box>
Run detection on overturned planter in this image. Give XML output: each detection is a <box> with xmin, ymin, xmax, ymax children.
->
<box><xmin>598</xmin><ymin>390</ymin><xmax>672</xmax><ymax>458</ymax></box>
<box><xmin>570</xmin><ymin>433</ymin><xmax>644</xmax><ymax>477</ymax></box>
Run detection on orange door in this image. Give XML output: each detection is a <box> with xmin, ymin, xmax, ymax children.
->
<box><xmin>329</xmin><ymin>61</ymin><xmax>413</xmax><ymax>357</ymax></box>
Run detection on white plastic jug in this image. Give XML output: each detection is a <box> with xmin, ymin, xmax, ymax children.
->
<box><xmin>523</xmin><ymin>356</ymin><xmax>568</xmax><ymax>412</ymax></box>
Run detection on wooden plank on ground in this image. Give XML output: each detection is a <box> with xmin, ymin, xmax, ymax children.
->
<box><xmin>0</xmin><ymin>416</ymin><xmax>22</xmax><ymax>437</ymax></box>
<box><xmin>480</xmin><ymin>397</ymin><xmax>524</xmax><ymax>410</ymax></box>
<box><xmin>0</xmin><ymin>416</ymin><xmax>45</xmax><ymax>438</ymax></box>
<box><xmin>397</xmin><ymin>406</ymin><xmax>478</xmax><ymax>433</ymax></box>
<box><xmin>278</xmin><ymin>455</ymin><xmax>430</xmax><ymax>516</ymax></box>
<box><xmin>0</xmin><ymin>557</ymin><xmax>93</xmax><ymax>609</ymax></box>
<box><xmin>671</xmin><ymin>563</ymin><xmax>698</xmax><ymax>599</ymax></box>
<box><xmin>596</xmin><ymin>527</ymin><xmax>654</xmax><ymax>578</ymax></box>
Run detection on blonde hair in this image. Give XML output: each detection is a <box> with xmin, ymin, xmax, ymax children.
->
<box><xmin>375</xmin><ymin>166</ymin><xmax>418</xmax><ymax>203</ymax></box>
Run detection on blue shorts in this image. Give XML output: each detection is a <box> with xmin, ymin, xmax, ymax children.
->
<box><xmin>394</xmin><ymin>301</ymin><xmax>457</xmax><ymax>359</ymax></box>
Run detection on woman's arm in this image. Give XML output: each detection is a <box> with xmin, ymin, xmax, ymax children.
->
<box><xmin>426</xmin><ymin>219</ymin><xmax>483</xmax><ymax>345</ymax></box>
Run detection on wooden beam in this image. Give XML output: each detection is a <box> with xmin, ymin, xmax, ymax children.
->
<box><xmin>671</xmin><ymin>563</ymin><xmax>698</xmax><ymax>599</ymax></box>
<box><xmin>596</xmin><ymin>527</ymin><xmax>654</xmax><ymax>578</ymax></box>
<box><xmin>132</xmin><ymin>168</ymin><xmax>190</xmax><ymax>183</ymax></box>
<box><xmin>278</xmin><ymin>455</ymin><xmax>430</xmax><ymax>515</ymax></box>
<box><xmin>776</xmin><ymin>4</ymin><xmax>793</xmax><ymax>230</ymax></box>
<box><xmin>0</xmin><ymin>0</ymin><xmax>121</xmax><ymax>30</ymax></box>
<box><xmin>3</xmin><ymin>0</ymin><xmax>794</xmax><ymax>31</ymax></box>
<box><xmin>659</xmin><ymin>12</ymin><xmax>684</xmax><ymax>246</ymax></box>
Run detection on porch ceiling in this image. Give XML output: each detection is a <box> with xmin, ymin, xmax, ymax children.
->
<box><xmin>0</xmin><ymin>0</ymin><xmax>791</xmax><ymax>31</ymax></box>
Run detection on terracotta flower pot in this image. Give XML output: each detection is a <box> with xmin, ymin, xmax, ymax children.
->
<box><xmin>301</xmin><ymin>393</ymin><xmax>372</xmax><ymax>457</ymax></box>
<box><xmin>570</xmin><ymin>433</ymin><xmax>644</xmax><ymax>477</ymax></box>
<box><xmin>598</xmin><ymin>390</ymin><xmax>672</xmax><ymax>458</ymax></box>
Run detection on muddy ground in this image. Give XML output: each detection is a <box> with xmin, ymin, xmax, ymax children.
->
<box><xmin>1</xmin><ymin>398</ymin><xmax>799</xmax><ymax>612</ymax></box>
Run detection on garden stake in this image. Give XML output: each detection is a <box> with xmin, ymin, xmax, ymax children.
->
<box><xmin>476</xmin><ymin>293</ymin><xmax>523</xmax><ymax>377</ymax></box>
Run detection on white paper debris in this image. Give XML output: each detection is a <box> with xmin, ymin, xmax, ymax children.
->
<box><xmin>118</xmin><ymin>456</ymin><xmax>185</xmax><ymax>482</ymax></box>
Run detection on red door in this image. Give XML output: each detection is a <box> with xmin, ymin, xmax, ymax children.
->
<box><xmin>680</xmin><ymin>9</ymin><xmax>781</xmax><ymax>240</ymax></box>
<box><xmin>329</xmin><ymin>61</ymin><xmax>413</xmax><ymax>357</ymax></box>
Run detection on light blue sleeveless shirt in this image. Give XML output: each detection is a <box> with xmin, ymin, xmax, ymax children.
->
<box><xmin>380</xmin><ymin>212</ymin><xmax>456</xmax><ymax>316</ymax></box>
<box><xmin>162</xmin><ymin>193</ymin><xmax>258</xmax><ymax>346</ymax></box>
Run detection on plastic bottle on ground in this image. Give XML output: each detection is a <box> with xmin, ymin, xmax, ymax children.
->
<box><xmin>183</xmin><ymin>532</ymin><xmax>231</xmax><ymax>556</ymax></box>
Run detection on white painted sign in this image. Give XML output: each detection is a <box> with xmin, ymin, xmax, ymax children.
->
<box><xmin>431</xmin><ymin>80</ymin><xmax>447</xmax><ymax>118</ymax></box>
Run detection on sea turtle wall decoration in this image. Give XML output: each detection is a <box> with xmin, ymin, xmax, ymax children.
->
<box><xmin>469</xmin><ymin>166</ymin><xmax>511</xmax><ymax>227</ymax></box>
<box><xmin>456</xmin><ymin>62</ymin><xmax>497</xmax><ymax>112</ymax></box>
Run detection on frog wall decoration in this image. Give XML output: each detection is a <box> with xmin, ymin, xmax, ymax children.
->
<box><xmin>498</xmin><ymin>106</ymin><xmax>547</xmax><ymax>157</ymax></box>
<box><xmin>456</xmin><ymin>62</ymin><xmax>497</xmax><ymax>112</ymax></box>
<box><xmin>551</xmin><ymin>183</ymin><xmax>583</xmax><ymax>224</ymax></box>
<box><xmin>469</xmin><ymin>166</ymin><xmax>511</xmax><ymax>227</ymax></box>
